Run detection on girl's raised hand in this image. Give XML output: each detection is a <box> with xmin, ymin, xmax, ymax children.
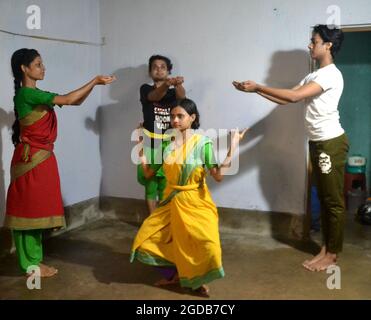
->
<box><xmin>238</xmin><ymin>128</ymin><xmax>249</xmax><ymax>140</ymax></box>
<box><xmin>230</xmin><ymin>128</ymin><xmax>249</xmax><ymax>150</ymax></box>
<box><xmin>135</xmin><ymin>123</ymin><xmax>144</xmax><ymax>143</ymax></box>
<box><xmin>138</xmin><ymin>135</ymin><xmax>144</xmax><ymax>158</ymax></box>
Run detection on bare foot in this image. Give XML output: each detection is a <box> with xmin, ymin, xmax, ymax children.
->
<box><xmin>302</xmin><ymin>246</ymin><xmax>326</xmax><ymax>270</ymax></box>
<box><xmin>29</xmin><ymin>263</ymin><xmax>58</xmax><ymax>278</ymax></box>
<box><xmin>154</xmin><ymin>274</ymin><xmax>179</xmax><ymax>286</ymax></box>
<box><xmin>194</xmin><ymin>284</ymin><xmax>210</xmax><ymax>298</ymax></box>
<box><xmin>307</xmin><ymin>253</ymin><xmax>337</xmax><ymax>272</ymax></box>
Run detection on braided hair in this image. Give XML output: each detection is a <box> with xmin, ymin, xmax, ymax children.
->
<box><xmin>10</xmin><ymin>48</ymin><xmax>40</xmax><ymax>145</ymax></box>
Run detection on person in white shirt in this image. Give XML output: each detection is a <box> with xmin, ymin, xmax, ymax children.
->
<box><xmin>233</xmin><ymin>24</ymin><xmax>348</xmax><ymax>272</ymax></box>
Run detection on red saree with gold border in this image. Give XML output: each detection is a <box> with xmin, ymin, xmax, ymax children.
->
<box><xmin>4</xmin><ymin>106</ymin><xmax>65</xmax><ymax>230</ymax></box>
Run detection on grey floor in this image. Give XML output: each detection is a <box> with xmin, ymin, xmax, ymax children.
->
<box><xmin>1</xmin><ymin>214</ymin><xmax>371</xmax><ymax>300</ymax></box>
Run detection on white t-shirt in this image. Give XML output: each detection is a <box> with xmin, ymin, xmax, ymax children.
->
<box><xmin>299</xmin><ymin>63</ymin><xmax>344</xmax><ymax>141</ymax></box>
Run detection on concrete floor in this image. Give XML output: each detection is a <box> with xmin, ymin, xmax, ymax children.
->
<box><xmin>1</xmin><ymin>215</ymin><xmax>371</xmax><ymax>300</ymax></box>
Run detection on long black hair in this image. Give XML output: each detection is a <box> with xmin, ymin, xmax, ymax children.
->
<box><xmin>10</xmin><ymin>48</ymin><xmax>40</xmax><ymax>146</ymax></box>
<box><xmin>172</xmin><ymin>98</ymin><xmax>200</xmax><ymax>129</ymax></box>
<box><xmin>313</xmin><ymin>24</ymin><xmax>344</xmax><ymax>58</ymax></box>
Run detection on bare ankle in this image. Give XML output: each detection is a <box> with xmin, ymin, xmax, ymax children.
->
<box><xmin>326</xmin><ymin>252</ymin><xmax>337</xmax><ymax>259</ymax></box>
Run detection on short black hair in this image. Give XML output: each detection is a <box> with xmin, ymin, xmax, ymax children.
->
<box><xmin>313</xmin><ymin>24</ymin><xmax>344</xmax><ymax>58</ymax></box>
<box><xmin>148</xmin><ymin>55</ymin><xmax>173</xmax><ymax>74</ymax></box>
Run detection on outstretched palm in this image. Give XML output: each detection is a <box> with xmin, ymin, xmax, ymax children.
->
<box><xmin>96</xmin><ymin>75</ymin><xmax>116</xmax><ymax>85</ymax></box>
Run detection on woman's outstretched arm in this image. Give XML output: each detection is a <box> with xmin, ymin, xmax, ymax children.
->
<box><xmin>52</xmin><ymin>75</ymin><xmax>116</xmax><ymax>106</ymax></box>
<box><xmin>233</xmin><ymin>80</ymin><xmax>322</xmax><ymax>104</ymax></box>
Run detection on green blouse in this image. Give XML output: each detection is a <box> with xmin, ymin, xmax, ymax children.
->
<box><xmin>14</xmin><ymin>87</ymin><xmax>59</xmax><ymax>119</ymax></box>
<box><xmin>150</xmin><ymin>140</ymin><xmax>218</xmax><ymax>172</ymax></box>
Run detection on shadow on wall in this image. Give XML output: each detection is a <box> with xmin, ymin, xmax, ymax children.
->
<box><xmin>0</xmin><ymin>109</ymin><xmax>13</xmax><ymax>223</ymax></box>
<box><xmin>209</xmin><ymin>50</ymin><xmax>319</xmax><ymax>252</ymax></box>
<box><xmin>85</xmin><ymin>65</ymin><xmax>149</xmax><ymax>202</ymax></box>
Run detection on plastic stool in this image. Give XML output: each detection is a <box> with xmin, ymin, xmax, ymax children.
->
<box><xmin>344</xmin><ymin>173</ymin><xmax>367</xmax><ymax>210</ymax></box>
<box><xmin>344</xmin><ymin>172</ymin><xmax>367</xmax><ymax>196</ymax></box>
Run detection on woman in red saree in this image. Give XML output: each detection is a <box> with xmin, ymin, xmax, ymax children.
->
<box><xmin>4</xmin><ymin>48</ymin><xmax>115</xmax><ymax>277</ymax></box>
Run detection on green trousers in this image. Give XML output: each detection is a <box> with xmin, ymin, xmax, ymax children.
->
<box><xmin>12</xmin><ymin>229</ymin><xmax>43</xmax><ymax>273</ymax></box>
<box><xmin>309</xmin><ymin>133</ymin><xmax>349</xmax><ymax>254</ymax></box>
<box><xmin>137</xmin><ymin>145</ymin><xmax>167</xmax><ymax>201</ymax></box>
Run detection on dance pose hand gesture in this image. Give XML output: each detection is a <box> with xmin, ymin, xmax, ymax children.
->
<box><xmin>53</xmin><ymin>75</ymin><xmax>116</xmax><ymax>106</ymax></box>
<box><xmin>166</xmin><ymin>76</ymin><xmax>184</xmax><ymax>87</ymax></box>
<box><xmin>94</xmin><ymin>75</ymin><xmax>117</xmax><ymax>85</ymax></box>
<box><xmin>135</xmin><ymin>125</ymin><xmax>150</xmax><ymax>174</ymax></box>
<box><xmin>230</xmin><ymin>127</ymin><xmax>249</xmax><ymax>152</ymax></box>
<box><xmin>174</xmin><ymin>76</ymin><xmax>184</xmax><ymax>86</ymax></box>
<box><xmin>210</xmin><ymin>128</ymin><xmax>249</xmax><ymax>181</ymax></box>
<box><xmin>232</xmin><ymin>81</ymin><xmax>258</xmax><ymax>92</ymax></box>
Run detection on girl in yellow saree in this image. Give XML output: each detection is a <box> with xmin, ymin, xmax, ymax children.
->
<box><xmin>131</xmin><ymin>98</ymin><xmax>247</xmax><ymax>296</ymax></box>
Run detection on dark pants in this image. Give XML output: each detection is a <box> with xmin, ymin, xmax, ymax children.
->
<box><xmin>309</xmin><ymin>134</ymin><xmax>349</xmax><ymax>254</ymax></box>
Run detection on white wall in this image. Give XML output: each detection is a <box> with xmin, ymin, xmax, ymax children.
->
<box><xmin>1</xmin><ymin>1</ymin><xmax>370</xmax><ymax>226</ymax></box>
<box><xmin>0</xmin><ymin>0</ymin><xmax>102</xmax><ymax>225</ymax></box>
<box><xmin>99</xmin><ymin>0</ymin><xmax>371</xmax><ymax>215</ymax></box>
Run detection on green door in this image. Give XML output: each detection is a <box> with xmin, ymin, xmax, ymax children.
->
<box><xmin>336</xmin><ymin>31</ymin><xmax>371</xmax><ymax>191</ymax></box>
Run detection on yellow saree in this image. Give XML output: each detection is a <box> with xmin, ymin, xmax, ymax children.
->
<box><xmin>130</xmin><ymin>133</ymin><xmax>224</xmax><ymax>290</ymax></box>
